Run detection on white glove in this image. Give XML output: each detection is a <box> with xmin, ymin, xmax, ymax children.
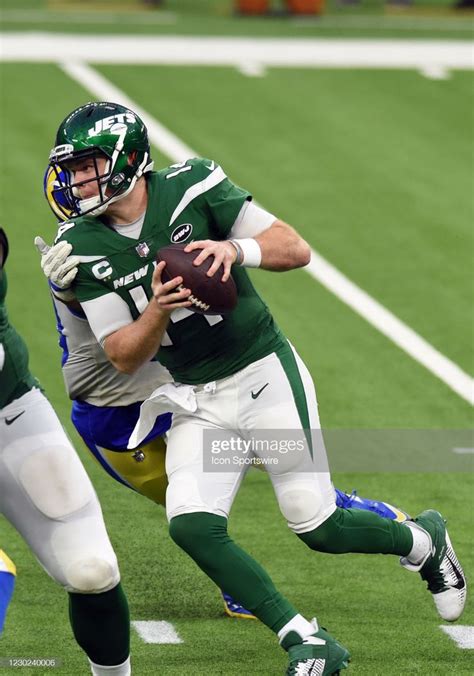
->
<box><xmin>35</xmin><ymin>236</ymin><xmax>80</xmax><ymax>302</ymax></box>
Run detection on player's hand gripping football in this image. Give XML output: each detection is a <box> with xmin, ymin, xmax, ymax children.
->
<box><xmin>184</xmin><ymin>240</ymin><xmax>237</xmax><ymax>282</ymax></box>
<box><xmin>34</xmin><ymin>236</ymin><xmax>80</xmax><ymax>302</ymax></box>
<box><xmin>152</xmin><ymin>261</ymin><xmax>192</xmax><ymax>314</ymax></box>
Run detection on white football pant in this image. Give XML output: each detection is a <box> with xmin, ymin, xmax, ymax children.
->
<box><xmin>0</xmin><ymin>388</ymin><xmax>120</xmax><ymax>593</ymax></box>
<box><xmin>165</xmin><ymin>346</ymin><xmax>336</xmax><ymax>533</ymax></box>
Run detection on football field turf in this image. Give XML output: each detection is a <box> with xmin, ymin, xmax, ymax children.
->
<box><xmin>0</xmin><ymin>7</ymin><xmax>473</xmax><ymax>674</ymax></box>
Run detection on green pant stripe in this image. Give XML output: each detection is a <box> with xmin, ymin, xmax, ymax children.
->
<box><xmin>275</xmin><ymin>342</ymin><xmax>313</xmax><ymax>456</ymax></box>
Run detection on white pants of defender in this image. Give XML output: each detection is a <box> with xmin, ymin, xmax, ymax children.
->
<box><xmin>165</xmin><ymin>348</ymin><xmax>336</xmax><ymax>533</ymax></box>
<box><xmin>0</xmin><ymin>388</ymin><xmax>119</xmax><ymax>593</ymax></box>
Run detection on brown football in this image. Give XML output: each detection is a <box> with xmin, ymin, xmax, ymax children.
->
<box><xmin>156</xmin><ymin>243</ymin><xmax>238</xmax><ymax>315</ymax></box>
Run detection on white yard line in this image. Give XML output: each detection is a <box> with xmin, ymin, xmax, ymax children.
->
<box><xmin>1</xmin><ymin>35</ymin><xmax>473</xmax><ymax>77</ymax></box>
<box><xmin>440</xmin><ymin>625</ymin><xmax>474</xmax><ymax>650</ymax></box>
<box><xmin>306</xmin><ymin>251</ymin><xmax>474</xmax><ymax>405</ymax></box>
<box><xmin>40</xmin><ymin>59</ymin><xmax>474</xmax><ymax>406</ymax></box>
<box><xmin>60</xmin><ymin>62</ymin><xmax>192</xmax><ymax>161</ymax></box>
<box><xmin>132</xmin><ymin>621</ymin><xmax>183</xmax><ymax>644</ymax></box>
<box><xmin>452</xmin><ymin>447</ymin><xmax>474</xmax><ymax>454</ymax></box>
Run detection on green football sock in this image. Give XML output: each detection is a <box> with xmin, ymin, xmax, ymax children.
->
<box><xmin>298</xmin><ymin>507</ymin><xmax>413</xmax><ymax>555</ymax></box>
<box><xmin>68</xmin><ymin>583</ymin><xmax>130</xmax><ymax>666</ymax></box>
<box><xmin>169</xmin><ymin>512</ymin><xmax>297</xmax><ymax>633</ymax></box>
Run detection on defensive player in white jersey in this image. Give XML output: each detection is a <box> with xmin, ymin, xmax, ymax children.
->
<box><xmin>0</xmin><ymin>228</ymin><xmax>131</xmax><ymax>676</ymax></box>
<box><xmin>41</xmin><ymin>101</ymin><xmax>466</xmax><ymax>675</ymax></box>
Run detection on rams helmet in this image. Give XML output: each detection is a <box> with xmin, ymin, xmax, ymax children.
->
<box><xmin>43</xmin><ymin>164</ymin><xmax>78</xmax><ymax>221</ymax></box>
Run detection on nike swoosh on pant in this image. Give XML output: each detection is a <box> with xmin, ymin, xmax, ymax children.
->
<box><xmin>5</xmin><ymin>411</ymin><xmax>25</xmax><ymax>426</ymax></box>
<box><xmin>251</xmin><ymin>383</ymin><xmax>269</xmax><ymax>399</ymax></box>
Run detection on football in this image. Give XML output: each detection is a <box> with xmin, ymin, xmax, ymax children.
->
<box><xmin>156</xmin><ymin>243</ymin><xmax>238</xmax><ymax>315</ymax></box>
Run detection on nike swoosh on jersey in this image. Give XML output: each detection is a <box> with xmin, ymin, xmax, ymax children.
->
<box><xmin>251</xmin><ymin>383</ymin><xmax>269</xmax><ymax>399</ymax></box>
<box><xmin>5</xmin><ymin>411</ymin><xmax>25</xmax><ymax>426</ymax></box>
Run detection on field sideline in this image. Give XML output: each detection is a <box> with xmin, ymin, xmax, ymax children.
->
<box><xmin>0</xmin><ymin>25</ymin><xmax>473</xmax><ymax>676</ymax></box>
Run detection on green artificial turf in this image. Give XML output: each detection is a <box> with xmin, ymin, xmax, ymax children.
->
<box><xmin>0</xmin><ymin>42</ymin><xmax>472</xmax><ymax>676</ymax></box>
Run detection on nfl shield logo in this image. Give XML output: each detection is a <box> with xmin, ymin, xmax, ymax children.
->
<box><xmin>136</xmin><ymin>242</ymin><xmax>150</xmax><ymax>258</ymax></box>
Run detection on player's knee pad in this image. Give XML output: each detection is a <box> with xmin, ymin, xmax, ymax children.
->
<box><xmin>95</xmin><ymin>437</ymin><xmax>168</xmax><ymax>507</ymax></box>
<box><xmin>49</xmin><ymin>514</ymin><xmax>120</xmax><ymax>593</ymax></box>
<box><xmin>278</xmin><ymin>487</ymin><xmax>325</xmax><ymax>533</ymax></box>
<box><xmin>18</xmin><ymin>440</ymin><xmax>93</xmax><ymax>519</ymax></box>
<box><xmin>66</xmin><ymin>556</ymin><xmax>120</xmax><ymax>594</ymax></box>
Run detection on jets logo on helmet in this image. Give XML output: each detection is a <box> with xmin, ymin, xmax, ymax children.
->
<box><xmin>48</xmin><ymin>101</ymin><xmax>154</xmax><ymax>218</ymax></box>
<box><xmin>44</xmin><ymin>164</ymin><xmax>78</xmax><ymax>221</ymax></box>
<box><xmin>87</xmin><ymin>112</ymin><xmax>136</xmax><ymax>137</ymax></box>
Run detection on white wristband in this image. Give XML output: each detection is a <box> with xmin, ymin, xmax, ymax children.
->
<box><xmin>232</xmin><ymin>238</ymin><xmax>262</xmax><ymax>268</ymax></box>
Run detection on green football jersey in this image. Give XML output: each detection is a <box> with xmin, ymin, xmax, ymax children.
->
<box><xmin>0</xmin><ymin>229</ymin><xmax>38</xmax><ymax>408</ymax></box>
<box><xmin>56</xmin><ymin>159</ymin><xmax>286</xmax><ymax>384</ymax></box>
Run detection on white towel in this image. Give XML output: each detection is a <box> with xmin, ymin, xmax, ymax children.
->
<box><xmin>128</xmin><ymin>382</ymin><xmax>197</xmax><ymax>449</ymax></box>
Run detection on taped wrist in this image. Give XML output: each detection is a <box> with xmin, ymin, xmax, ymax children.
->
<box><xmin>229</xmin><ymin>238</ymin><xmax>262</xmax><ymax>268</ymax></box>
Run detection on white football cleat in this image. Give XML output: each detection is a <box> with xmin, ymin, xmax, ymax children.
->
<box><xmin>401</xmin><ymin>510</ymin><xmax>467</xmax><ymax>622</ymax></box>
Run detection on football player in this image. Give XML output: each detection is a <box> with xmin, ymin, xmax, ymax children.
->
<box><xmin>0</xmin><ymin>227</ymin><xmax>131</xmax><ymax>675</ymax></box>
<box><xmin>42</xmin><ymin>164</ymin><xmax>409</xmax><ymax>525</ymax></box>
<box><xmin>0</xmin><ymin>549</ymin><xmax>16</xmax><ymax>635</ymax></box>
<box><xmin>40</xmin><ymin>101</ymin><xmax>466</xmax><ymax>675</ymax></box>
<box><xmin>40</xmin><ymin>166</ymin><xmax>410</xmax><ymax>623</ymax></box>
<box><xmin>36</xmin><ymin>231</ymin><xmax>409</xmax><ymax>624</ymax></box>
